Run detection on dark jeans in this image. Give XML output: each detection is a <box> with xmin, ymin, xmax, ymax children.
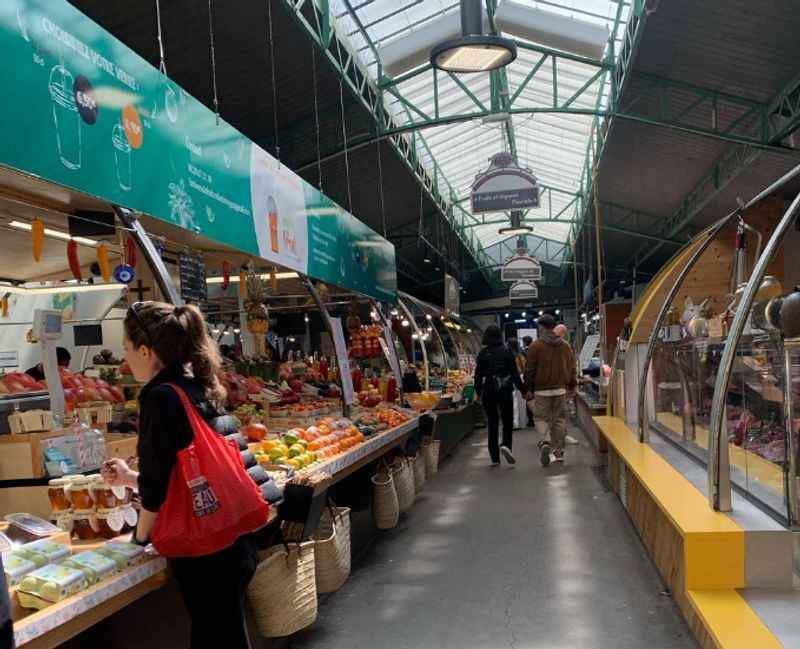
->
<box><xmin>172</xmin><ymin>534</ymin><xmax>258</xmax><ymax>649</ymax></box>
<box><xmin>482</xmin><ymin>389</ymin><xmax>514</xmax><ymax>462</ymax></box>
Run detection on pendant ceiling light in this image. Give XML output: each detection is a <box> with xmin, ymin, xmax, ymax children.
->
<box><xmin>430</xmin><ymin>0</ymin><xmax>516</xmax><ymax>73</ymax></box>
<box><xmin>498</xmin><ymin>210</ymin><xmax>531</xmax><ymax>236</ymax></box>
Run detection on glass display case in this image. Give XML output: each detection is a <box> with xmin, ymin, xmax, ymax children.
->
<box><xmin>642</xmin><ymin>197</ymin><xmax>799</xmax><ymax>522</ymax></box>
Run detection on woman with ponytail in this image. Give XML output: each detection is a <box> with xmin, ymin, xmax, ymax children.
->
<box><xmin>102</xmin><ymin>301</ymin><xmax>262</xmax><ymax>649</ymax></box>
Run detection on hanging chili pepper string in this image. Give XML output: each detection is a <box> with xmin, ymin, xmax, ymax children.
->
<box><xmin>267</xmin><ymin>0</ymin><xmax>280</xmax><ymax>164</ymax></box>
<box><xmin>207</xmin><ymin>0</ymin><xmax>220</xmax><ymax>125</ymax></box>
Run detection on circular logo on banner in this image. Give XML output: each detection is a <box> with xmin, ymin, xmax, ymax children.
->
<box><xmin>122</xmin><ymin>104</ymin><xmax>143</xmax><ymax>149</ymax></box>
<box><xmin>73</xmin><ymin>75</ymin><xmax>98</xmax><ymax>125</ymax></box>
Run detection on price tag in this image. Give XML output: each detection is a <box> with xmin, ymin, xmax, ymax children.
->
<box><xmin>0</xmin><ymin>351</ymin><xmax>19</xmax><ymax>368</ymax></box>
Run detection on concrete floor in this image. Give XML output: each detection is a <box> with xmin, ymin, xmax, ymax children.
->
<box><xmin>287</xmin><ymin>426</ymin><xmax>698</xmax><ymax>649</ymax></box>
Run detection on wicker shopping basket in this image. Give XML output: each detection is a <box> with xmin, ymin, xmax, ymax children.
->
<box><xmin>247</xmin><ymin>541</ymin><xmax>317</xmax><ymax>637</ymax></box>
<box><xmin>392</xmin><ymin>456</ymin><xmax>416</xmax><ymax>512</ymax></box>
<box><xmin>412</xmin><ymin>451</ymin><xmax>426</xmax><ymax>493</ymax></box>
<box><xmin>371</xmin><ymin>471</ymin><xmax>399</xmax><ymax>530</ymax></box>
<box><xmin>313</xmin><ymin>506</ymin><xmax>351</xmax><ymax>594</ymax></box>
<box><xmin>424</xmin><ymin>438</ymin><xmax>441</xmax><ymax>475</ymax></box>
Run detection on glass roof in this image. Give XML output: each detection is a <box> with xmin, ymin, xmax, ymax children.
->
<box><xmin>330</xmin><ymin>0</ymin><xmax>632</xmax><ymax>261</ymax></box>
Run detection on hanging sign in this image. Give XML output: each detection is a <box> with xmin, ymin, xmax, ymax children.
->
<box><xmin>443</xmin><ymin>273</ymin><xmax>460</xmax><ymax>316</ymax></box>
<box><xmin>471</xmin><ymin>152</ymin><xmax>540</xmax><ymax>214</ymax></box>
<box><xmin>0</xmin><ymin>0</ymin><xmax>396</xmax><ymax>302</ymax></box>
<box><xmin>501</xmin><ymin>255</ymin><xmax>542</xmax><ymax>282</ymax></box>
<box><xmin>329</xmin><ymin>317</ymin><xmax>354</xmax><ymax>405</ymax></box>
<box><xmin>509</xmin><ymin>280</ymin><xmax>538</xmax><ymax>301</ymax></box>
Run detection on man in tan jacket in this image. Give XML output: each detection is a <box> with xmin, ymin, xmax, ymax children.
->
<box><xmin>525</xmin><ymin>314</ymin><xmax>577</xmax><ymax>466</ymax></box>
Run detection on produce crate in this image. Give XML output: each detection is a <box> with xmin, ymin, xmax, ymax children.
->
<box><xmin>76</xmin><ymin>402</ymin><xmax>113</xmax><ymax>428</ymax></box>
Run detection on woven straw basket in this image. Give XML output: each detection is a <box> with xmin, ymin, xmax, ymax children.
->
<box><xmin>392</xmin><ymin>457</ymin><xmax>415</xmax><ymax>512</ymax></box>
<box><xmin>313</xmin><ymin>506</ymin><xmax>351</xmax><ymax>594</ymax></box>
<box><xmin>413</xmin><ymin>452</ymin><xmax>426</xmax><ymax>493</ymax></box>
<box><xmin>247</xmin><ymin>541</ymin><xmax>317</xmax><ymax>637</ymax></box>
<box><xmin>371</xmin><ymin>471</ymin><xmax>399</xmax><ymax>530</ymax></box>
<box><xmin>424</xmin><ymin>439</ymin><xmax>440</xmax><ymax>475</ymax></box>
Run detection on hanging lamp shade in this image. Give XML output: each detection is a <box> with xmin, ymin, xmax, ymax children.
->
<box><xmin>498</xmin><ymin>210</ymin><xmax>531</xmax><ymax>236</ymax></box>
<box><xmin>430</xmin><ymin>0</ymin><xmax>516</xmax><ymax>73</ymax></box>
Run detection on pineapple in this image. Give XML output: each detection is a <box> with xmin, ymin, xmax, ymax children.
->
<box><xmin>244</xmin><ymin>272</ymin><xmax>269</xmax><ymax>355</ymax></box>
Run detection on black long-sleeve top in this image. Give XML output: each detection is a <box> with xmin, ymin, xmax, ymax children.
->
<box><xmin>137</xmin><ymin>363</ymin><xmax>220</xmax><ymax>512</ymax></box>
<box><xmin>473</xmin><ymin>344</ymin><xmax>524</xmax><ymax>397</ymax></box>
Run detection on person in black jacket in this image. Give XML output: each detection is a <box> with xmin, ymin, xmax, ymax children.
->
<box><xmin>474</xmin><ymin>325</ymin><xmax>527</xmax><ymax>465</ymax></box>
<box><xmin>101</xmin><ymin>301</ymin><xmax>257</xmax><ymax>649</ymax></box>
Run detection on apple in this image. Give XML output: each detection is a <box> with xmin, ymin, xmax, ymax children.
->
<box><xmin>244</xmin><ymin>423</ymin><xmax>268</xmax><ymax>442</ymax></box>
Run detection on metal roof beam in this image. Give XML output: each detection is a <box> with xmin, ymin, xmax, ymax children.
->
<box><xmin>280</xmin><ymin>0</ymin><xmax>495</xmax><ymax>286</ymax></box>
<box><xmin>632</xmin><ymin>69</ymin><xmax>800</xmax><ymax>268</ymax></box>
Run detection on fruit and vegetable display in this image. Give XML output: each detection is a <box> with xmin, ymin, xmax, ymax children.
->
<box><xmin>248</xmin><ymin>406</ymin><xmax>414</xmax><ymax>473</ymax></box>
<box><xmin>348</xmin><ymin>324</ymin><xmax>384</xmax><ymax>359</ymax></box>
<box><xmin>0</xmin><ymin>370</ymin><xmax>124</xmax><ymax>408</ymax></box>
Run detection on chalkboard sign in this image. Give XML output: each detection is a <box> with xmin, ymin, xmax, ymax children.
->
<box><xmin>179</xmin><ymin>253</ymin><xmax>208</xmax><ymax>308</ymax></box>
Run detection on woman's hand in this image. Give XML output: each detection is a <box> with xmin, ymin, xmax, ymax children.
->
<box><xmin>101</xmin><ymin>458</ymin><xmax>138</xmax><ymax>489</ymax></box>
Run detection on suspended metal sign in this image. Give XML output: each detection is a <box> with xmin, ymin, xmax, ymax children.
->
<box><xmin>509</xmin><ymin>280</ymin><xmax>538</xmax><ymax>301</ymax></box>
<box><xmin>501</xmin><ymin>255</ymin><xmax>542</xmax><ymax>282</ymax></box>
<box><xmin>471</xmin><ymin>152</ymin><xmax>540</xmax><ymax>213</ymax></box>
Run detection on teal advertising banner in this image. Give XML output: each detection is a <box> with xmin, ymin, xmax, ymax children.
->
<box><xmin>0</xmin><ymin>0</ymin><xmax>396</xmax><ymax>302</ymax></box>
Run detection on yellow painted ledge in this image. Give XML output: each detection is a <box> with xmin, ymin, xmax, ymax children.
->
<box><xmin>594</xmin><ymin>416</ymin><xmax>744</xmax><ymax>590</ymax></box>
<box><xmin>688</xmin><ymin>590</ymin><xmax>785</xmax><ymax>649</ymax></box>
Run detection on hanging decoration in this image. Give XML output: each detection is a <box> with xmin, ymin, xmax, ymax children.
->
<box><xmin>31</xmin><ymin>218</ymin><xmax>44</xmax><ymax>262</ymax></box>
<box><xmin>244</xmin><ymin>271</ymin><xmax>269</xmax><ymax>356</ymax></box>
<box><xmin>113</xmin><ymin>264</ymin><xmax>136</xmax><ymax>285</ymax></box>
<box><xmin>96</xmin><ymin>243</ymin><xmax>111</xmax><ymax>283</ymax></box>
<box><xmin>270</xmin><ymin>266</ymin><xmax>277</xmax><ymax>292</ymax></box>
<box><xmin>238</xmin><ymin>270</ymin><xmax>247</xmax><ymax>298</ymax></box>
<box><xmin>221</xmin><ymin>261</ymin><xmax>231</xmax><ymax>290</ymax></box>
<box><xmin>1</xmin><ymin>296</ymin><xmax>8</xmax><ymax>318</ymax></box>
<box><xmin>126</xmin><ymin>236</ymin><xmax>138</xmax><ymax>269</ymax></box>
<box><xmin>67</xmin><ymin>240</ymin><xmax>81</xmax><ymax>281</ymax></box>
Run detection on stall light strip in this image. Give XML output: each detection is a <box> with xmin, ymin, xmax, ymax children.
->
<box><xmin>0</xmin><ymin>283</ymin><xmax>125</xmax><ymax>295</ymax></box>
<box><xmin>206</xmin><ymin>272</ymin><xmax>298</xmax><ymax>284</ymax></box>
<box><xmin>8</xmin><ymin>220</ymin><xmax>97</xmax><ymax>247</ymax></box>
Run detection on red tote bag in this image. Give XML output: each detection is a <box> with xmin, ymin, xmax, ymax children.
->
<box><xmin>151</xmin><ymin>384</ymin><xmax>269</xmax><ymax>558</ymax></box>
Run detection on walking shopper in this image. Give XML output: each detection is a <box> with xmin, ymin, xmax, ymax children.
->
<box><xmin>103</xmin><ymin>302</ymin><xmax>268</xmax><ymax>649</ymax></box>
<box><xmin>525</xmin><ymin>314</ymin><xmax>577</xmax><ymax>466</ymax></box>
<box><xmin>521</xmin><ymin>335</ymin><xmax>535</xmax><ymax>425</ymax></box>
<box><xmin>474</xmin><ymin>325</ymin><xmax>526</xmax><ymax>465</ymax></box>
<box><xmin>507</xmin><ymin>337</ymin><xmax>528</xmax><ymax>430</ymax></box>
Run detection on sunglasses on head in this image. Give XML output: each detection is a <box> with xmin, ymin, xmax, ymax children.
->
<box><xmin>128</xmin><ymin>301</ymin><xmax>153</xmax><ymax>347</ymax></box>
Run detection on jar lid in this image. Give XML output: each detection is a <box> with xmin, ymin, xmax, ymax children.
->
<box><xmin>51</xmin><ymin>510</ymin><xmax>73</xmax><ymax>519</ymax></box>
<box><xmin>73</xmin><ymin>509</ymin><xmax>96</xmax><ymax>516</ymax></box>
<box><xmin>48</xmin><ymin>478</ymin><xmax>71</xmax><ymax>487</ymax></box>
<box><xmin>88</xmin><ymin>475</ymin><xmax>104</xmax><ymax>483</ymax></box>
<box><xmin>69</xmin><ymin>476</ymin><xmax>92</xmax><ymax>487</ymax></box>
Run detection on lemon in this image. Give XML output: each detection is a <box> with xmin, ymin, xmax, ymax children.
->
<box><xmin>288</xmin><ymin>443</ymin><xmax>305</xmax><ymax>458</ymax></box>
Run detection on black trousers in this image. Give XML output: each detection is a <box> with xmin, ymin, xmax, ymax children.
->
<box><xmin>482</xmin><ymin>389</ymin><xmax>514</xmax><ymax>463</ymax></box>
<box><xmin>172</xmin><ymin>534</ymin><xmax>258</xmax><ymax>649</ymax></box>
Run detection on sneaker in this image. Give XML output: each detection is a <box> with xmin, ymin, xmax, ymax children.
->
<box><xmin>500</xmin><ymin>446</ymin><xmax>516</xmax><ymax>464</ymax></box>
<box><xmin>553</xmin><ymin>451</ymin><xmax>564</xmax><ymax>464</ymax></box>
<box><xmin>490</xmin><ymin>460</ymin><xmax>501</xmax><ymax>466</ymax></box>
<box><xmin>538</xmin><ymin>440</ymin><xmax>551</xmax><ymax>467</ymax></box>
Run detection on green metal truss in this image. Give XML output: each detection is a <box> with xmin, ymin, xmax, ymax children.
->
<box><xmin>281</xmin><ymin>0</ymin><xmax>496</xmax><ymax>286</ymax></box>
<box><xmin>632</xmin><ymin>70</ymin><xmax>800</xmax><ymax>268</ymax></box>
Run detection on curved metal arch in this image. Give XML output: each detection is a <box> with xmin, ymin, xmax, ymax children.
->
<box><xmin>708</xmin><ymin>184</ymin><xmax>800</xmax><ymax>512</ymax></box>
<box><xmin>636</xmin><ymin>212</ymin><xmax>737</xmax><ymax>441</ymax></box>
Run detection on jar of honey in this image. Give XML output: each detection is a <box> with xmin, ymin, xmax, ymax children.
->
<box><xmin>91</xmin><ymin>480</ymin><xmax>120</xmax><ymax>509</ymax></box>
<box><xmin>72</xmin><ymin>510</ymin><xmax>99</xmax><ymax>541</ymax></box>
<box><xmin>51</xmin><ymin>510</ymin><xmax>74</xmax><ymax>534</ymax></box>
<box><xmin>95</xmin><ymin>508</ymin><xmax>125</xmax><ymax>540</ymax></box>
<box><xmin>47</xmin><ymin>478</ymin><xmax>72</xmax><ymax>512</ymax></box>
<box><xmin>66</xmin><ymin>476</ymin><xmax>94</xmax><ymax>511</ymax></box>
